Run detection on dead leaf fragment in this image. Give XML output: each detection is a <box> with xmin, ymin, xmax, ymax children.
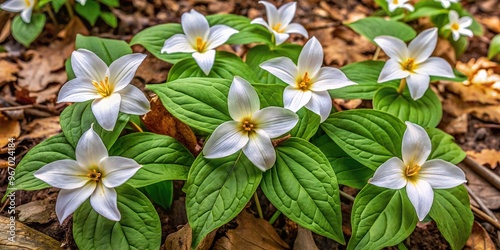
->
<box><xmin>163</xmin><ymin>224</ymin><xmax>215</xmax><ymax>250</ymax></box>
<box><xmin>293</xmin><ymin>226</ymin><xmax>318</xmax><ymax>250</ymax></box>
<box><xmin>459</xmin><ymin>164</ymin><xmax>500</xmax><ymax>210</ymax></box>
<box><xmin>0</xmin><ymin>215</ymin><xmax>63</xmax><ymax>249</ymax></box>
<box><xmin>0</xmin><ymin>60</ymin><xmax>20</xmax><ymax>85</ymax></box>
<box><xmin>19</xmin><ymin>116</ymin><xmax>60</xmax><ymax>141</ymax></box>
<box><xmin>16</xmin><ymin>199</ymin><xmax>56</xmax><ymax>224</ymax></box>
<box><xmin>0</xmin><ymin>117</ymin><xmax>20</xmax><ymax>148</ymax></box>
<box><xmin>467</xmin><ymin>149</ymin><xmax>500</xmax><ymax>169</ymax></box>
<box><xmin>17</xmin><ymin>50</ymin><xmax>67</xmax><ymax>92</ymax></box>
<box><xmin>465</xmin><ymin>221</ymin><xmax>495</xmax><ymax>250</ymax></box>
<box><xmin>444</xmin><ymin>114</ymin><xmax>468</xmax><ymax>135</ymax></box>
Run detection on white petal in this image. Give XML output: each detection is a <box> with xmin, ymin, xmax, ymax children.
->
<box><xmin>34</xmin><ymin>160</ymin><xmax>89</xmax><ymax>189</ymax></box>
<box><xmin>57</xmin><ymin>77</ymin><xmax>100</xmax><ymax>103</ymax></box>
<box><xmin>252</xmin><ymin>107</ymin><xmax>298</xmax><ymax>138</ymax></box>
<box><xmin>419</xmin><ymin>159</ymin><xmax>466</xmax><ymax>188</ymax></box>
<box><xmin>378</xmin><ymin>59</ymin><xmax>409</xmax><ymax>83</ymax></box>
<box><xmin>441</xmin><ymin>0</ymin><xmax>450</xmax><ymax>8</ymax></box>
<box><xmin>90</xmin><ymin>183</ymin><xmax>120</xmax><ymax>221</ymax></box>
<box><xmin>243</xmin><ymin>129</ymin><xmax>275</xmax><ymax>171</ymax></box>
<box><xmin>76</xmin><ymin>125</ymin><xmax>108</xmax><ymax>167</ymax></box>
<box><xmin>20</xmin><ymin>6</ymin><xmax>32</xmax><ymax>23</ymax></box>
<box><xmin>273</xmin><ymin>31</ymin><xmax>290</xmax><ymax>46</ymax></box>
<box><xmin>203</xmin><ymin>121</ymin><xmax>249</xmax><ymax>158</ymax></box>
<box><xmin>91</xmin><ymin>94</ymin><xmax>121</xmax><ymax>131</ymax></box>
<box><xmin>250</xmin><ymin>17</ymin><xmax>270</xmax><ymax>30</ymax></box>
<box><xmin>374</xmin><ymin>36</ymin><xmax>408</xmax><ymax>61</ymax></box>
<box><xmin>408</xmin><ymin>28</ymin><xmax>438</xmax><ymax>64</ymax></box>
<box><xmin>305</xmin><ymin>91</ymin><xmax>332</xmax><ymax>122</ymax></box>
<box><xmin>206</xmin><ymin>25</ymin><xmax>239</xmax><ymax>50</ymax></box>
<box><xmin>415</xmin><ymin>57</ymin><xmax>455</xmax><ymax>78</ymax></box>
<box><xmin>108</xmin><ymin>53</ymin><xmax>146</xmax><ymax>92</ymax></box>
<box><xmin>298</xmin><ymin>37</ymin><xmax>323</xmax><ymax>77</ymax></box>
<box><xmin>181</xmin><ymin>9</ymin><xmax>209</xmax><ymax>42</ymax></box>
<box><xmin>99</xmin><ymin>156</ymin><xmax>141</xmax><ymax>188</ymax></box>
<box><xmin>283</xmin><ymin>86</ymin><xmax>312</xmax><ymax>112</ymax></box>
<box><xmin>277</xmin><ymin>1</ymin><xmax>296</xmax><ymax>26</ymax></box>
<box><xmin>259</xmin><ymin>1</ymin><xmax>279</xmax><ymax>27</ymax></box>
<box><xmin>406</xmin><ymin>179</ymin><xmax>434</xmax><ymax>221</ymax></box>
<box><xmin>311</xmin><ymin>67</ymin><xmax>355</xmax><ymax>91</ymax></box>
<box><xmin>459</xmin><ymin>17</ymin><xmax>473</xmax><ymax>28</ymax></box>
<box><xmin>0</xmin><ymin>0</ymin><xmax>25</xmax><ymax>12</ymax></box>
<box><xmin>56</xmin><ymin>182</ymin><xmax>96</xmax><ymax>223</ymax></box>
<box><xmin>451</xmin><ymin>30</ymin><xmax>460</xmax><ymax>41</ymax></box>
<box><xmin>192</xmin><ymin>50</ymin><xmax>215</xmax><ymax>75</ymax></box>
<box><xmin>71</xmin><ymin>49</ymin><xmax>108</xmax><ymax>81</ymax></box>
<box><xmin>388</xmin><ymin>3</ymin><xmax>397</xmax><ymax>12</ymax></box>
<box><xmin>448</xmin><ymin>10</ymin><xmax>459</xmax><ymax>23</ymax></box>
<box><xmin>369</xmin><ymin>157</ymin><xmax>407</xmax><ymax>189</ymax></box>
<box><xmin>118</xmin><ymin>85</ymin><xmax>150</xmax><ymax>115</ymax></box>
<box><xmin>459</xmin><ymin>28</ymin><xmax>473</xmax><ymax>38</ymax></box>
<box><xmin>284</xmin><ymin>23</ymin><xmax>308</xmax><ymax>38</ymax></box>
<box><xmin>260</xmin><ymin>57</ymin><xmax>298</xmax><ymax>86</ymax></box>
<box><xmin>402</xmin><ymin>121</ymin><xmax>431</xmax><ymax>166</ymax></box>
<box><xmin>76</xmin><ymin>0</ymin><xmax>87</xmax><ymax>5</ymax></box>
<box><xmin>406</xmin><ymin>73</ymin><xmax>430</xmax><ymax>100</ymax></box>
<box><xmin>402</xmin><ymin>4</ymin><xmax>414</xmax><ymax>12</ymax></box>
<box><xmin>161</xmin><ymin>34</ymin><xmax>196</xmax><ymax>54</ymax></box>
<box><xmin>228</xmin><ymin>76</ymin><xmax>260</xmax><ymax>121</ymax></box>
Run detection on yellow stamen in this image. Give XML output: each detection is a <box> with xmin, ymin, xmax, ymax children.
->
<box><xmin>451</xmin><ymin>23</ymin><xmax>459</xmax><ymax>31</ymax></box>
<box><xmin>196</xmin><ymin>37</ymin><xmax>206</xmax><ymax>52</ymax></box>
<box><xmin>242</xmin><ymin>119</ymin><xmax>255</xmax><ymax>132</ymax></box>
<box><xmin>91</xmin><ymin>76</ymin><xmax>114</xmax><ymax>97</ymax></box>
<box><xmin>24</xmin><ymin>0</ymin><xmax>31</xmax><ymax>7</ymax></box>
<box><xmin>272</xmin><ymin>23</ymin><xmax>285</xmax><ymax>33</ymax></box>
<box><xmin>87</xmin><ymin>169</ymin><xmax>102</xmax><ymax>182</ymax></box>
<box><xmin>405</xmin><ymin>163</ymin><xmax>421</xmax><ymax>178</ymax></box>
<box><xmin>401</xmin><ymin>58</ymin><xmax>416</xmax><ymax>72</ymax></box>
<box><xmin>298</xmin><ymin>72</ymin><xmax>311</xmax><ymax>91</ymax></box>
<box><xmin>392</xmin><ymin>0</ymin><xmax>398</xmax><ymax>4</ymax></box>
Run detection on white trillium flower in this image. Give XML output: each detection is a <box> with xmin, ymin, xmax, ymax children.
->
<box><xmin>76</xmin><ymin>0</ymin><xmax>87</xmax><ymax>5</ymax></box>
<box><xmin>0</xmin><ymin>0</ymin><xmax>34</xmax><ymax>23</ymax></box>
<box><xmin>251</xmin><ymin>1</ymin><xmax>308</xmax><ymax>46</ymax></box>
<box><xmin>444</xmin><ymin>10</ymin><xmax>473</xmax><ymax>41</ymax></box>
<box><xmin>203</xmin><ymin>77</ymin><xmax>299</xmax><ymax>171</ymax></box>
<box><xmin>34</xmin><ymin>126</ymin><xmax>142</xmax><ymax>223</ymax></box>
<box><xmin>57</xmin><ymin>49</ymin><xmax>150</xmax><ymax>131</ymax></box>
<box><xmin>260</xmin><ymin>37</ymin><xmax>356</xmax><ymax>122</ymax></box>
<box><xmin>161</xmin><ymin>9</ymin><xmax>238</xmax><ymax>75</ymax></box>
<box><xmin>435</xmin><ymin>0</ymin><xmax>458</xmax><ymax>8</ymax></box>
<box><xmin>386</xmin><ymin>0</ymin><xmax>414</xmax><ymax>12</ymax></box>
<box><xmin>375</xmin><ymin>28</ymin><xmax>455</xmax><ymax>100</ymax></box>
<box><xmin>369</xmin><ymin>122</ymin><xmax>466</xmax><ymax>221</ymax></box>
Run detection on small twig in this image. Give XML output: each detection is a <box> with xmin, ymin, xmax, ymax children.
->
<box><xmin>0</xmin><ymin>105</ymin><xmax>33</xmax><ymax>111</ymax></box>
<box><xmin>44</xmin><ymin>5</ymin><xmax>58</xmax><ymax>26</ymax></box>
<box><xmin>397</xmin><ymin>78</ymin><xmax>407</xmax><ymax>94</ymax></box>
<box><xmin>470</xmin><ymin>205</ymin><xmax>500</xmax><ymax>230</ymax></box>
<box><xmin>465</xmin><ymin>184</ymin><xmax>498</xmax><ymax>222</ymax></box>
<box><xmin>473</xmin><ymin>123</ymin><xmax>500</xmax><ymax>129</ymax></box>
<box><xmin>463</xmin><ymin>156</ymin><xmax>500</xmax><ymax>190</ymax></box>
<box><xmin>372</xmin><ymin>46</ymin><xmax>381</xmax><ymax>61</ymax></box>
<box><xmin>253</xmin><ymin>192</ymin><xmax>263</xmax><ymax>220</ymax></box>
<box><xmin>272</xmin><ymin>134</ymin><xmax>291</xmax><ymax>147</ymax></box>
<box><xmin>64</xmin><ymin>1</ymin><xmax>74</xmax><ymax>18</ymax></box>
<box><xmin>340</xmin><ymin>190</ymin><xmax>355</xmax><ymax>202</ymax></box>
<box><xmin>127</xmin><ymin>121</ymin><xmax>143</xmax><ymax>132</ymax></box>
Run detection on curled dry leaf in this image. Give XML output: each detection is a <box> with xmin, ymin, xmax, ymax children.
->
<box><xmin>162</xmin><ymin>224</ymin><xmax>215</xmax><ymax>250</ymax></box>
<box><xmin>467</xmin><ymin>149</ymin><xmax>500</xmax><ymax>169</ymax></box>
<box><xmin>0</xmin><ymin>116</ymin><xmax>20</xmax><ymax>148</ymax></box>
<box><xmin>465</xmin><ymin>221</ymin><xmax>495</xmax><ymax>250</ymax></box>
<box><xmin>17</xmin><ymin>50</ymin><xmax>67</xmax><ymax>92</ymax></box>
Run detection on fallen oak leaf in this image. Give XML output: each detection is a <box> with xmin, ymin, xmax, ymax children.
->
<box><xmin>465</xmin><ymin>221</ymin><xmax>495</xmax><ymax>250</ymax></box>
<box><xmin>0</xmin><ymin>59</ymin><xmax>20</xmax><ymax>85</ymax></box>
<box><xmin>163</xmin><ymin>224</ymin><xmax>215</xmax><ymax>250</ymax></box>
<box><xmin>0</xmin><ymin>116</ymin><xmax>20</xmax><ymax>148</ymax></box>
<box><xmin>293</xmin><ymin>226</ymin><xmax>318</xmax><ymax>250</ymax></box>
<box><xmin>467</xmin><ymin>149</ymin><xmax>500</xmax><ymax>169</ymax></box>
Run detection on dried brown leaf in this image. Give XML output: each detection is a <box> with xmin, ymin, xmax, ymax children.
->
<box><xmin>465</xmin><ymin>221</ymin><xmax>495</xmax><ymax>250</ymax></box>
<box><xmin>17</xmin><ymin>50</ymin><xmax>67</xmax><ymax>92</ymax></box>
<box><xmin>163</xmin><ymin>224</ymin><xmax>215</xmax><ymax>250</ymax></box>
<box><xmin>293</xmin><ymin>226</ymin><xmax>318</xmax><ymax>250</ymax></box>
<box><xmin>19</xmin><ymin>116</ymin><xmax>60</xmax><ymax>141</ymax></box>
<box><xmin>0</xmin><ymin>117</ymin><xmax>20</xmax><ymax>148</ymax></box>
<box><xmin>466</xmin><ymin>149</ymin><xmax>500</xmax><ymax>169</ymax></box>
<box><xmin>444</xmin><ymin>114</ymin><xmax>468</xmax><ymax>135</ymax></box>
<box><xmin>0</xmin><ymin>59</ymin><xmax>20</xmax><ymax>85</ymax></box>
<box><xmin>459</xmin><ymin>164</ymin><xmax>500</xmax><ymax>209</ymax></box>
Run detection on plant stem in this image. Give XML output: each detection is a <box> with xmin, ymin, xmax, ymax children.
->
<box><xmin>372</xmin><ymin>46</ymin><xmax>381</xmax><ymax>61</ymax></box>
<box><xmin>65</xmin><ymin>1</ymin><xmax>74</xmax><ymax>19</ymax></box>
<box><xmin>128</xmin><ymin>121</ymin><xmax>143</xmax><ymax>132</ymax></box>
<box><xmin>339</xmin><ymin>190</ymin><xmax>355</xmax><ymax>202</ymax></box>
<box><xmin>45</xmin><ymin>5</ymin><xmax>58</xmax><ymax>26</ymax></box>
<box><xmin>397</xmin><ymin>78</ymin><xmax>407</xmax><ymax>94</ymax></box>
<box><xmin>268</xmin><ymin>210</ymin><xmax>281</xmax><ymax>225</ymax></box>
<box><xmin>253</xmin><ymin>192</ymin><xmax>263</xmax><ymax>220</ymax></box>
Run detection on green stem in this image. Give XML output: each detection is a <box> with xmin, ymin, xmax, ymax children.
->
<box><xmin>253</xmin><ymin>192</ymin><xmax>263</xmax><ymax>220</ymax></box>
<box><xmin>397</xmin><ymin>78</ymin><xmax>407</xmax><ymax>94</ymax></box>
<box><xmin>45</xmin><ymin>5</ymin><xmax>58</xmax><ymax>26</ymax></box>
<box><xmin>268</xmin><ymin>210</ymin><xmax>281</xmax><ymax>225</ymax></box>
<box><xmin>339</xmin><ymin>190</ymin><xmax>355</xmax><ymax>202</ymax></box>
<box><xmin>65</xmin><ymin>1</ymin><xmax>74</xmax><ymax>18</ymax></box>
<box><xmin>128</xmin><ymin>121</ymin><xmax>143</xmax><ymax>132</ymax></box>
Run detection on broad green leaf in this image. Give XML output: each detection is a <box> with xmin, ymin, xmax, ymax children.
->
<box><xmin>346</xmin><ymin>17</ymin><xmax>416</xmax><ymax>43</ymax></box>
<box><xmin>99</xmin><ymin>11</ymin><xmax>117</xmax><ymax>28</ymax></box>
<box><xmin>3</xmin><ymin>134</ymin><xmax>73</xmax><ymax>199</ymax></box>
<box><xmin>311</xmin><ymin>134</ymin><xmax>373</xmax><ymax>189</ymax></box>
<box><xmin>450</xmin><ymin>36</ymin><xmax>468</xmax><ymax>57</ymax></box>
<box><xmin>60</xmin><ymin>101</ymin><xmax>129</xmax><ymax>150</ymax></box>
<box><xmin>207</xmin><ymin>14</ymin><xmax>271</xmax><ymax>45</ymax></box>
<box><xmin>186</xmin><ymin>153</ymin><xmax>262</xmax><ymax>248</ymax></box>
<box><xmin>75</xmin><ymin>0</ymin><xmax>101</xmax><ymax>25</ymax></box>
<box><xmin>148</xmin><ymin>78</ymin><xmax>231</xmax><ymax>134</ymax></box>
<box><xmin>426</xmin><ymin>128</ymin><xmax>466</xmax><ymax>164</ymax></box>
<box><xmin>141</xmin><ymin>181</ymin><xmax>174</xmax><ymax>209</ymax></box>
<box><xmin>11</xmin><ymin>14</ymin><xmax>46</xmax><ymax>47</ymax></box>
<box><xmin>100</xmin><ymin>0</ymin><xmax>119</xmax><ymax>7</ymax></box>
<box><xmin>429</xmin><ymin>186</ymin><xmax>473</xmax><ymax>250</ymax></box>
<box><xmin>261</xmin><ymin>138</ymin><xmax>344</xmax><ymax>243</ymax></box>
<box><xmin>246</xmin><ymin>44</ymin><xmax>302</xmax><ymax>85</ymax></box>
<box><xmin>167</xmin><ymin>51</ymin><xmax>257</xmax><ymax>82</ymax></box>
<box><xmin>52</xmin><ymin>0</ymin><xmax>66</xmax><ymax>12</ymax></box>
<box><xmin>373</xmin><ymin>87</ymin><xmax>442</xmax><ymax>128</ymax></box>
<box><xmin>109</xmin><ymin>132</ymin><xmax>193</xmax><ymax>187</ymax></box>
<box><xmin>333</xmin><ymin>60</ymin><xmax>399</xmax><ymax>100</ymax></box>
<box><xmin>253</xmin><ymin>84</ymin><xmax>285</xmax><ymax>107</ymax></box>
<box><xmin>73</xmin><ymin>185</ymin><xmax>161</xmax><ymax>250</ymax></box>
<box><xmin>321</xmin><ymin>109</ymin><xmax>406</xmax><ymax>170</ymax></box>
<box><xmin>348</xmin><ymin>185</ymin><xmax>418</xmax><ymax>250</ymax></box>
<box><xmin>488</xmin><ymin>34</ymin><xmax>500</xmax><ymax>60</ymax></box>
<box><xmin>406</xmin><ymin>4</ymin><xmax>448</xmax><ymax>21</ymax></box>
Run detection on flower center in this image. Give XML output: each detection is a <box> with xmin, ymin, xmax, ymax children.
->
<box><xmin>401</xmin><ymin>58</ymin><xmax>416</xmax><ymax>72</ymax></box>
<box><xmin>405</xmin><ymin>163</ymin><xmax>421</xmax><ymax>179</ymax></box>
<box><xmin>92</xmin><ymin>76</ymin><xmax>114</xmax><ymax>97</ymax></box>
<box><xmin>242</xmin><ymin>119</ymin><xmax>255</xmax><ymax>132</ymax></box>
<box><xmin>196</xmin><ymin>37</ymin><xmax>207</xmax><ymax>52</ymax></box>
<box><xmin>451</xmin><ymin>23</ymin><xmax>459</xmax><ymax>31</ymax></box>
<box><xmin>272</xmin><ymin>23</ymin><xmax>285</xmax><ymax>33</ymax></box>
<box><xmin>298</xmin><ymin>72</ymin><xmax>312</xmax><ymax>91</ymax></box>
<box><xmin>24</xmin><ymin>0</ymin><xmax>31</xmax><ymax>7</ymax></box>
<box><xmin>87</xmin><ymin>169</ymin><xmax>102</xmax><ymax>182</ymax></box>
<box><xmin>392</xmin><ymin>0</ymin><xmax>398</xmax><ymax>4</ymax></box>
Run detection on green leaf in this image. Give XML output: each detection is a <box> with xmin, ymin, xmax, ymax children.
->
<box><xmin>426</xmin><ymin>128</ymin><xmax>466</xmax><ymax>164</ymax></box>
<box><xmin>429</xmin><ymin>186</ymin><xmax>473</xmax><ymax>250</ymax></box>
<box><xmin>321</xmin><ymin>109</ymin><xmax>406</xmax><ymax>170</ymax></box>
<box><xmin>346</xmin><ymin>17</ymin><xmax>416</xmax><ymax>43</ymax></box>
<box><xmin>348</xmin><ymin>185</ymin><xmax>418</xmax><ymax>250</ymax></box>
<box><xmin>148</xmin><ymin>78</ymin><xmax>231</xmax><ymax>134</ymax></box>
<box><xmin>450</xmin><ymin>36</ymin><xmax>469</xmax><ymax>57</ymax></box>
<box><xmin>4</xmin><ymin>134</ymin><xmax>73</xmax><ymax>198</ymax></box>
<box><xmin>141</xmin><ymin>181</ymin><xmax>174</xmax><ymax>209</ymax></box>
<box><xmin>99</xmin><ymin>11</ymin><xmax>117</xmax><ymax>28</ymax></box>
<box><xmin>333</xmin><ymin>60</ymin><xmax>399</xmax><ymax>100</ymax></box>
<box><xmin>73</xmin><ymin>185</ymin><xmax>161</xmax><ymax>250</ymax></box>
<box><xmin>11</xmin><ymin>14</ymin><xmax>46</xmax><ymax>47</ymax></box>
<box><xmin>373</xmin><ymin>87</ymin><xmax>442</xmax><ymax>128</ymax></box>
<box><xmin>253</xmin><ymin>84</ymin><xmax>285</xmax><ymax>107</ymax></box>
<box><xmin>207</xmin><ymin>14</ymin><xmax>271</xmax><ymax>45</ymax></box>
<box><xmin>75</xmin><ymin>0</ymin><xmax>101</xmax><ymax>26</ymax></box>
<box><xmin>406</xmin><ymin>5</ymin><xmax>448</xmax><ymax>21</ymax></box>
<box><xmin>109</xmin><ymin>132</ymin><xmax>193</xmax><ymax>187</ymax></box>
<box><xmin>99</xmin><ymin>0</ymin><xmax>119</xmax><ymax>7</ymax></box>
<box><xmin>60</xmin><ymin>101</ymin><xmax>129</xmax><ymax>150</ymax></box>
<box><xmin>261</xmin><ymin>138</ymin><xmax>344</xmax><ymax>243</ymax></box>
<box><xmin>51</xmin><ymin>0</ymin><xmax>66</xmax><ymax>12</ymax></box>
<box><xmin>167</xmin><ymin>51</ymin><xmax>257</xmax><ymax>82</ymax></box>
<box><xmin>186</xmin><ymin>153</ymin><xmax>262</xmax><ymax>248</ymax></box>
<box><xmin>488</xmin><ymin>34</ymin><xmax>500</xmax><ymax>60</ymax></box>
<box><xmin>311</xmin><ymin>134</ymin><xmax>373</xmax><ymax>189</ymax></box>
<box><xmin>246</xmin><ymin>44</ymin><xmax>302</xmax><ymax>85</ymax></box>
